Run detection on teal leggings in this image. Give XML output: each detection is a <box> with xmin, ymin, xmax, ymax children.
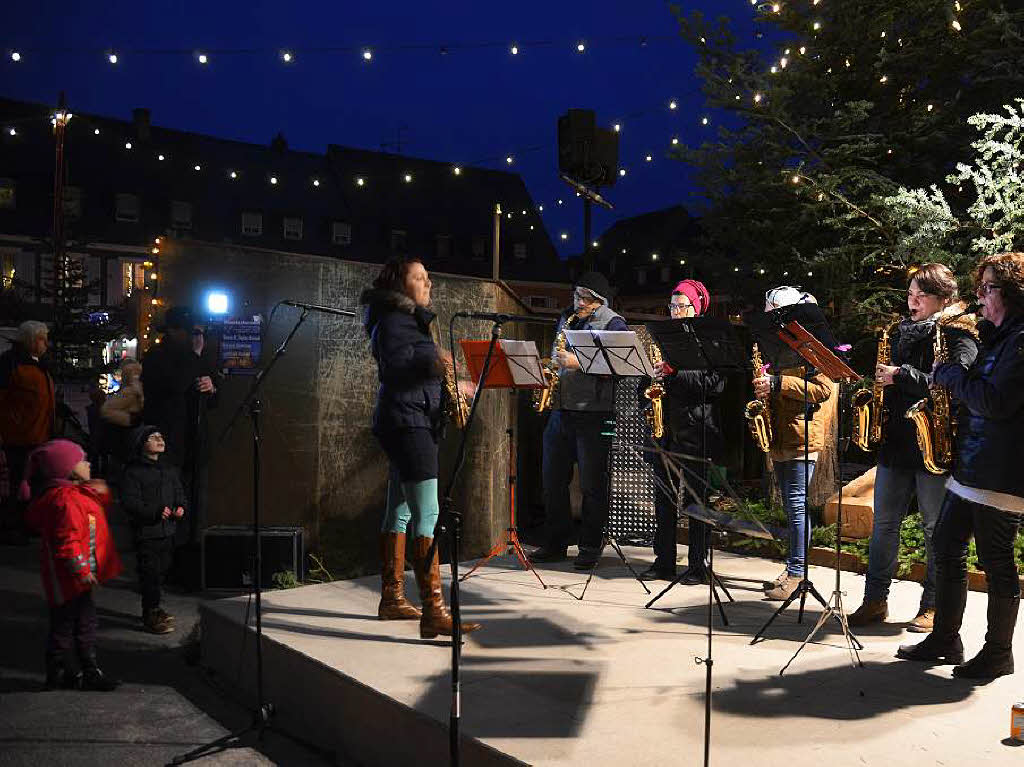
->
<box><xmin>381</xmin><ymin>477</ymin><xmax>440</xmax><ymax>539</ymax></box>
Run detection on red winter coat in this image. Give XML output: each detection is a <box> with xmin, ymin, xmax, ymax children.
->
<box><xmin>26</xmin><ymin>483</ymin><xmax>123</xmax><ymax>607</ymax></box>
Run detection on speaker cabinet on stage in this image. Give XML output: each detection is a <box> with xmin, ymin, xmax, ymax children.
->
<box><xmin>201</xmin><ymin>525</ymin><xmax>304</xmax><ymax>590</ymax></box>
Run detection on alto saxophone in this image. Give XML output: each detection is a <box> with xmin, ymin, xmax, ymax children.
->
<box><xmin>432</xmin><ymin>325</ymin><xmax>470</xmax><ymax>428</ymax></box>
<box><xmin>644</xmin><ymin>338</ymin><xmax>665</xmax><ymax>439</ymax></box>
<box><xmin>533</xmin><ymin>331</ymin><xmax>564</xmax><ymax>413</ymax></box>
<box><xmin>852</xmin><ymin>321</ymin><xmax>898</xmax><ymax>449</ymax></box>
<box><xmin>906</xmin><ymin>323</ymin><xmax>955</xmax><ymax>475</ymax></box>
<box><xmin>744</xmin><ymin>343</ymin><xmax>773</xmax><ymax>453</ymax></box>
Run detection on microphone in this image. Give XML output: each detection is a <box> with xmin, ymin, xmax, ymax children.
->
<box><xmin>280</xmin><ymin>300</ymin><xmax>356</xmax><ymax>318</ymax></box>
<box><xmin>453</xmin><ymin>311</ymin><xmax>555</xmax><ymax>325</ymax></box>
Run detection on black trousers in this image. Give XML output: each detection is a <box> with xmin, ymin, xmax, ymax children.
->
<box><xmin>652</xmin><ymin>451</ymin><xmax>709</xmax><ymax>573</ymax></box>
<box><xmin>934</xmin><ymin>492</ymin><xmax>1022</xmax><ymax>599</ymax></box>
<box><xmin>137</xmin><ymin>536</ymin><xmax>175</xmax><ymax>611</ymax></box>
<box><xmin>47</xmin><ymin>591</ymin><xmax>97</xmax><ymax>665</ymax></box>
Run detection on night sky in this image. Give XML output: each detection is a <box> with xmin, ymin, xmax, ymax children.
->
<box><xmin>2</xmin><ymin>1</ymin><xmax>766</xmax><ymax>257</ymax></box>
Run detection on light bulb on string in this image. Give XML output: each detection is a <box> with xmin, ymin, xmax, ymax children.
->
<box><xmin>403</xmin><ymin>173</ymin><xmax>412</xmax><ymax>183</ymax></box>
<box><xmin>506</xmin><ymin>156</ymin><xmax>513</xmax><ymax>164</ymax></box>
<box><xmin>538</xmin><ymin>205</ymin><xmax>543</xmax><ymax>211</ymax></box>
<box><xmin>362</xmin><ymin>48</ymin><xmax>373</xmax><ymax>61</ymax></box>
<box><xmin>196</xmin><ymin>52</ymin><xmax>208</xmax><ymax>65</ymax></box>
<box><xmin>669</xmin><ymin>99</ymin><xmax>678</xmax><ymax>110</ymax></box>
<box><xmin>557</xmin><ymin>199</ymin><xmax>563</xmax><ymax>205</ymax></box>
<box><xmin>7</xmin><ymin>127</ymin><xmax>15</xmax><ymax>136</ymax></box>
<box><xmin>560</xmin><ymin>232</ymin><xmax>568</xmax><ymax>240</ymax></box>
<box><xmin>671</xmin><ymin>137</ymin><xmax>679</xmax><ymax>145</ymax></box>
<box><xmin>229</xmin><ymin>170</ymin><xmax>237</xmax><ymax>179</ymax></box>
<box><xmin>613</xmin><ymin>123</ymin><xmax>621</xmax><ymax>132</ymax></box>
<box><xmin>194</xmin><ymin>164</ymin><xmax>201</xmax><ymax>171</ymax></box>
<box><xmin>618</xmin><ymin>168</ymin><xmax>626</xmax><ymax>177</ymax></box>
<box><xmin>951</xmin><ymin>20</ymin><xmax>962</xmax><ymax>32</ymax></box>
<box><xmin>108</xmin><ymin>52</ymin><xmax>118</xmax><ymax>64</ymax></box>
<box><xmin>645</xmin><ymin>154</ymin><xmax>652</xmax><ymax>162</ymax></box>
<box><xmin>312</xmin><ymin>178</ymin><xmax>320</xmax><ymax>187</ymax></box>
<box><xmin>510</xmin><ymin>44</ymin><xmax>519</xmax><ymax>55</ymax></box>
<box><xmin>125</xmin><ymin>141</ymin><xmax>132</xmax><ymax>150</ymax></box>
<box><xmin>281</xmin><ymin>51</ymin><xmax>293</xmax><ymax>63</ymax></box>
<box><xmin>158</xmin><ymin>154</ymin><xmax>165</xmax><ymax>161</ymax></box>
<box><xmin>701</xmin><ymin>116</ymin><xmax>709</xmax><ymax>125</ymax></box>
<box><xmin>813</xmin><ymin>21</ymin><xmax>821</xmax><ymax>30</ymax></box>
<box><xmin>356</xmin><ymin>177</ymin><xmax>365</xmax><ymax>186</ymax></box>
<box><xmin>94</xmin><ymin>128</ymin><xmax>100</xmax><ymax>135</ymax></box>
<box><xmin>452</xmin><ymin>165</ymin><xmax>461</xmax><ymax>175</ymax></box>
<box><xmin>576</xmin><ymin>42</ymin><xmax>586</xmax><ymax>53</ymax></box>
<box><xmin>10</xmin><ymin>51</ymin><xmax>22</xmax><ymax>62</ymax></box>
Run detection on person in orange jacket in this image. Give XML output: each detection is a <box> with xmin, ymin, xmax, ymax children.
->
<box><xmin>23</xmin><ymin>439</ymin><xmax>122</xmax><ymax>691</ymax></box>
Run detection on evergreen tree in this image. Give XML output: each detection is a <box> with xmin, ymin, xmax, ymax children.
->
<box><xmin>672</xmin><ymin>1</ymin><xmax>1024</xmax><ymax>348</ymax></box>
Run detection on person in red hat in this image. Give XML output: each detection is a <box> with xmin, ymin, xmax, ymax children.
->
<box><xmin>23</xmin><ymin>439</ymin><xmax>122</xmax><ymax>691</ymax></box>
<box><xmin>641</xmin><ymin>280</ymin><xmax>725</xmax><ymax>584</ymax></box>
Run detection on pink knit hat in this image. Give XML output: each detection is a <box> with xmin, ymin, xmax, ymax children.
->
<box><xmin>19</xmin><ymin>439</ymin><xmax>85</xmax><ymax>501</ymax></box>
<box><xmin>672</xmin><ymin>279</ymin><xmax>711</xmax><ymax>316</ymax></box>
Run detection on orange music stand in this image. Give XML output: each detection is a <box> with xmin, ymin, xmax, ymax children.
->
<box><xmin>458</xmin><ymin>338</ymin><xmax>547</xmax><ymax>587</ymax></box>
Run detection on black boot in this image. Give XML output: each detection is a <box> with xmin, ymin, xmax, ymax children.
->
<box><xmin>897</xmin><ymin>576</ymin><xmax>967</xmax><ymax>665</ymax></box>
<box><xmin>44</xmin><ymin>655</ymin><xmax>65</xmax><ymax>691</ymax></box>
<box><xmin>79</xmin><ymin>652</ymin><xmax>119</xmax><ymax>692</ymax></box>
<box><xmin>953</xmin><ymin>595</ymin><xmax>1019</xmax><ymax>679</ymax></box>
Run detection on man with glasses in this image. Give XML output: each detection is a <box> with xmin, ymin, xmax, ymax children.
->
<box><xmin>641</xmin><ymin>280</ymin><xmax>724</xmax><ymax>584</ymax></box>
<box><xmin>848</xmin><ymin>263</ymin><xmax>978</xmax><ymax>631</ymax></box>
<box><xmin>530</xmin><ymin>271</ymin><xmax>629</xmax><ymax>570</ymax></box>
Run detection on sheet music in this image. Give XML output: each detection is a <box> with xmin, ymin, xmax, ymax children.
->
<box><xmin>564</xmin><ymin>330</ymin><xmax>656</xmax><ymax>378</ymax></box>
<box><xmin>498</xmin><ymin>340</ymin><xmax>546</xmax><ymax>386</ymax></box>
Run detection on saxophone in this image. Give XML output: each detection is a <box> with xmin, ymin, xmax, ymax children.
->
<box><xmin>533</xmin><ymin>332</ymin><xmax>565</xmax><ymax>413</ymax></box>
<box><xmin>852</xmin><ymin>321</ymin><xmax>898</xmax><ymax>449</ymax></box>
<box><xmin>533</xmin><ymin>309</ymin><xmax>587</xmax><ymax>413</ymax></box>
<box><xmin>906</xmin><ymin>318</ymin><xmax>962</xmax><ymax>475</ymax></box>
<box><xmin>644</xmin><ymin>338</ymin><xmax>665</xmax><ymax>439</ymax></box>
<box><xmin>432</xmin><ymin>325</ymin><xmax>470</xmax><ymax>428</ymax></box>
<box><xmin>744</xmin><ymin>343</ymin><xmax>773</xmax><ymax>453</ymax></box>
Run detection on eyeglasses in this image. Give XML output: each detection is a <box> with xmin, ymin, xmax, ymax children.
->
<box><xmin>906</xmin><ymin>290</ymin><xmax>934</xmax><ymax>299</ymax></box>
<box><xmin>668</xmin><ymin>301</ymin><xmax>693</xmax><ymax>312</ymax></box>
<box><xmin>976</xmin><ymin>282</ymin><xmax>1004</xmax><ymax>296</ymax></box>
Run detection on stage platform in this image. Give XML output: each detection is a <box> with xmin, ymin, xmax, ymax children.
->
<box><xmin>201</xmin><ymin>546</ymin><xmax>1024</xmax><ymax>766</ymax></box>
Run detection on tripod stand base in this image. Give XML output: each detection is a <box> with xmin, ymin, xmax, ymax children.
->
<box><xmin>646</xmin><ymin>567</ymin><xmax>734</xmax><ymax>625</ymax></box>
<box><xmin>460</xmin><ymin>527</ymin><xmax>547</xmax><ymax>588</ymax></box>
<box><xmin>171</xmin><ymin>703</ymin><xmax>275</xmax><ymax>765</ymax></box>
<box><xmin>560</xmin><ymin>538</ymin><xmax>651</xmax><ymax>601</ymax></box>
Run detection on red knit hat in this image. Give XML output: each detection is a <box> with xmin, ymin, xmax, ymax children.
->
<box><xmin>672</xmin><ymin>279</ymin><xmax>711</xmax><ymax>316</ymax></box>
<box><xmin>19</xmin><ymin>439</ymin><xmax>85</xmax><ymax>501</ymax></box>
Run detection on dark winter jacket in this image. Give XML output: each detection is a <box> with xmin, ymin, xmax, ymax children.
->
<box><xmin>360</xmin><ymin>288</ymin><xmax>444</xmax><ymax>435</ymax></box>
<box><xmin>935</xmin><ymin>313</ymin><xmax>1024</xmax><ymax>499</ymax></box>
<box><xmin>660</xmin><ymin>370</ymin><xmax>725</xmax><ymax>461</ymax></box>
<box><xmin>141</xmin><ymin>338</ymin><xmax>218</xmax><ymax>468</ymax></box>
<box><xmin>551</xmin><ymin>305</ymin><xmax>629</xmax><ymax>412</ymax></box>
<box><xmin>0</xmin><ymin>344</ymin><xmax>55</xmax><ymax>447</ymax></box>
<box><xmin>121</xmin><ymin>427</ymin><xmax>187</xmax><ymax>540</ymax></box>
<box><xmin>879</xmin><ymin>306</ymin><xmax>979</xmax><ymax>471</ymax></box>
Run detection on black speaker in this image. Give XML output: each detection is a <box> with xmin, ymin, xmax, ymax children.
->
<box><xmin>201</xmin><ymin>526</ymin><xmax>304</xmax><ymax>589</ymax></box>
<box><xmin>590</xmin><ymin>128</ymin><xmax>619</xmax><ymax>187</ymax></box>
<box><xmin>558</xmin><ymin>108</ymin><xmax>596</xmax><ymax>177</ymax></box>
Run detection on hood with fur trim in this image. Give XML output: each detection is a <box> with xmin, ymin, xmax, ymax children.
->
<box><xmin>359</xmin><ymin>288</ymin><xmax>435</xmax><ymax>337</ymax></box>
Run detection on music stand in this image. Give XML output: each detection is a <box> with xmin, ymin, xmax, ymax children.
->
<box><xmin>643</xmin><ymin>318</ymin><xmax>746</xmax><ymax>619</ymax></box>
<box><xmin>458</xmin><ymin>339</ymin><xmax>547</xmax><ymax>588</ymax></box>
<box><xmin>562</xmin><ymin>329</ymin><xmax>654</xmax><ymax>599</ymax></box>
<box><xmin>748</xmin><ymin>305</ymin><xmax>864</xmax><ymax>673</ymax></box>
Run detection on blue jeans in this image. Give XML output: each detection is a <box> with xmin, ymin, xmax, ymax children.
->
<box><xmin>775</xmin><ymin>459</ymin><xmax>816</xmax><ymax>577</ymax></box>
<box><xmin>863</xmin><ymin>464</ymin><xmax>946</xmax><ymax>608</ymax></box>
<box><xmin>542</xmin><ymin>410</ymin><xmax>612</xmax><ymax>553</ymax></box>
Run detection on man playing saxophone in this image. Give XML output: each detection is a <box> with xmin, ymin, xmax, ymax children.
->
<box><xmin>529</xmin><ymin>272</ymin><xmax>628</xmax><ymax>571</ymax></box>
<box><xmin>848</xmin><ymin>264</ymin><xmax>978</xmax><ymax>632</ymax></box>
<box><xmin>641</xmin><ymin>280</ymin><xmax>724</xmax><ymax>585</ymax></box>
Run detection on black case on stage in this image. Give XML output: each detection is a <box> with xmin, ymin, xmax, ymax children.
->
<box><xmin>201</xmin><ymin>525</ymin><xmax>304</xmax><ymax>590</ymax></box>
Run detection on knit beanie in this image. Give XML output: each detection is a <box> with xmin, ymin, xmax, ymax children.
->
<box><xmin>672</xmin><ymin>279</ymin><xmax>711</xmax><ymax>316</ymax></box>
<box><xmin>574</xmin><ymin>271</ymin><xmax>613</xmax><ymax>305</ymax></box>
<box><xmin>130</xmin><ymin>424</ymin><xmax>161</xmax><ymax>457</ymax></box>
<box><xmin>19</xmin><ymin>439</ymin><xmax>85</xmax><ymax>501</ymax></box>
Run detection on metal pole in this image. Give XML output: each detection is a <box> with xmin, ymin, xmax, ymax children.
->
<box><xmin>583</xmin><ymin>197</ymin><xmax>593</xmax><ymax>271</ymax></box>
<box><xmin>51</xmin><ymin>92</ymin><xmax>69</xmax><ymax>373</ymax></box>
<box><xmin>492</xmin><ymin>204</ymin><xmax>501</xmax><ymax>281</ymax></box>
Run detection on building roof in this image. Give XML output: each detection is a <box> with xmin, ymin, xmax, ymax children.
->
<box><xmin>0</xmin><ymin>97</ymin><xmax>567</xmax><ymax>282</ymax></box>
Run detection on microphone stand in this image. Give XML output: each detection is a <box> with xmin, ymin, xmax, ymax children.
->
<box><xmin>427</xmin><ymin>310</ymin><xmax>553</xmax><ymax>767</ymax></box>
<box><xmin>173</xmin><ymin>302</ymin><xmax>355</xmax><ymax>765</ymax></box>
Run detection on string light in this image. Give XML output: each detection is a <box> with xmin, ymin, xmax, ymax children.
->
<box><xmin>754</xmin><ymin>92</ymin><xmax>763</xmax><ymax>104</ymax></box>
<box><xmin>701</xmin><ymin>116</ymin><xmax>709</xmax><ymax>125</ymax></box>
<box><xmin>505</xmin><ymin>155</ymin><xmax>513</xmax><ymax>164</ymax></box>
<box><xmin>452</xmin><ymin>165</ymin><xmax>461</xmax><ymax>175</ymax></box>
<box><xmin>7</xmin><ymin>127</ymin><xmax>15</xmax><ymax>136</ymax></box>
<box><xmin>510</xmin><ymin>44</ymin><xmax>519</xmax><ymax>55</ymax></box>
<box><xmin>951</xmin><ymin>20</ymin><xmax>962</xmax><ymax>32</ymax></box>
<box><xmin>229</xmin><ymin>170</ymin><xmax>237</xmax><ymax>179</ymax></box>
<box><xmin>194</xmin><ymin>164</ymin><xmax>201</xmax><ymax>171</ymax></box>
<box><xmin>356</xmin><ymin>177</ymin><xmax>365</xmax><ymax>186</ymax></box>
<box><xmin>560</xmin><ymin>232</ymin><xmax>568</xmax><ymax>240</ymax></box>
<box><xmin>879</xmin><ymin>75</ymin><xmax>888</xmax><ymax>83</ymax></box>
<box><xmin>613</xmin><ymin>123</ymin><xmax>621</xmax><ymax>132</ymax></box>
<box><xmin>10</xmin><ymin>51</ymin><xmax>21</xmax><ymax>62</ymax></box>
<box><xmin>576</xmin><ymin>42</ymin><xmax>586</xmax><ymax>53</ymax></box>
<box><xmin>196</xmin><ymin>52</ymin><xmax>208</xmax><ymax>65</ymax></box>
<box><xmin>652</xmin><ymin>253</ymin><xmax>659</xmax><ymax>261</ymax></box>
<box><xmin>538</xmin><ymin>204</ymin><xmax>543</xmax><ymax>211</ymax></box>
<box><xmin>94</xmin><ymin>128</ymin><xmax>100</xmax><ymax>135</ymax></box>
<box><xmin>813</xmin><ymin>21</ymin><xmax>821</xmax><ymax>30</ymax></box>
<box><xmin>281</xmin><ymin>51</ymin><xmax>293</xmax><ymax>63</ymax></box>
<box><xmin>645</xmin><ymin>154</ymin><xmax>652</xmax><ymax>161</ymax></box>
<box><xmin>362</xmin><ymin>49</ymin><xmax>373</xmax><ymax>61</ymax></box>
<box><xmin>403</xmin><ymin>173</ymin><xmax>412</xmax><ymax>183</ymax></box>
<box><xmin>108</xmin><ymin>52</ymin><xmax>118</xmax><ymax>64</ymax></box>
<box><xmin>312</xmin><ymin>178</ymin><xmax>320</xmax><ymax>187</ymax></box>
<box><xmin>158</xmin><ymin>154</ymin><xmax>165</xmax><ymax>161</ymax></box>
<box><xmin>125</xmin><ymin>141</ymin><xmax>132</xmax><ymax>150</ymax></box>
<box><xmin>669</xmin><ymin>100</ymin><xmax>678</xmax><ymax>110</ymax></box>
<box><xmin>618</xmin><ymin>168</ymin><xmax>626</xmax><ymax>176</ymax></box>
<box><xmin>557</xmin><ymin>199</ymin><xmax>563</xmax><ymax>205</ymax></box>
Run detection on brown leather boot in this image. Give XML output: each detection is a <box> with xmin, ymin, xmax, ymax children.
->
<box><xmin>413</xmin><ymin>537</ymin><xmax>482</xmax><ymax>639</ymax></box>
<box><xmin>848</xmin><ymin>599</ymin><xmax>888</xmax><ymax>627</ymax></box>
<box><xmin>378</xmin><ymin>533</ymin><xmax>421</xmax><ymax>620</ymax></box>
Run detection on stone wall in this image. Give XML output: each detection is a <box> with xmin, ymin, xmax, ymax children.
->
<box><xmin>158</xmin><ymin>239</ymin><xmax>542</xmax><ymax>575</ymax></box>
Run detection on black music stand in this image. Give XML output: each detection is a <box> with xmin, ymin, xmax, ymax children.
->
<box><xmin>562</xmin><ymin>329</ymin><xmax>654</xmax><ymax>600</ymax></box>
<box><xmin>643</xmin><ymin>318</ymin><xmax>745</xmax><ymax>619</ymax></box>
<box><xmin>747</xmin><ymin>304</ymin><xmax>864</xmax><ymax>673</ymax></box>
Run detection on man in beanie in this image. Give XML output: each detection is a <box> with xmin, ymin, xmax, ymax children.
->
<box><xmin>142</xmin><ymin>306</ymin><xmax>217</xmax><ymax>589</ymax></box>
<box><xmin>530</xmin><ymin>271</ymin><xmax>629</xmax><ymax>570</ymax></box>
<box><xmin>121</xmin><ymin>425</ymin><xmax>186</xmax><ymax>634</ymax></box>
<box><xmin>23</xmin><ymin>440</ymin><xmax>121</xmax><ymax>690</ymax></box>
<box><xmin>642</xmin><ymin>280</ymin><xmax>725</xmax><ymax>584</ymax></box>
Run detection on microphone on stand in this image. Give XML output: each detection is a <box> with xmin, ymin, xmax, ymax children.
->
<box><xmin>453</xmin><ymin>311</ymin><xmax>555</xmax><ymax>325</ymax></box>
<box><xmin>280</xmin><ymin>300</ymin><xmax>356</xmax><ymax>318</ymax></box>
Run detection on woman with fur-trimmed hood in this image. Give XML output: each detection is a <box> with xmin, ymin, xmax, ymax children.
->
<box><xmin>359</xmin><ymin>256</ymin><xmax>481</xmax><ymax>640</ymax></box>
